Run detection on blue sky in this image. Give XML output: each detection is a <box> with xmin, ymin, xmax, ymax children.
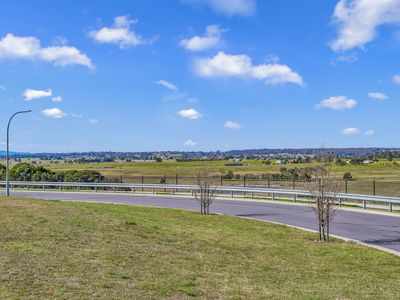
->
<box><xmin>1</xmin><ymin>0</ymin><xmax>400</xmax><ymax>152</ymax></box>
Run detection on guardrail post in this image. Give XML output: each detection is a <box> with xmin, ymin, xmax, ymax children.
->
<box><xmin>272</xmin><ymin>193</ymin><xmax>275</xmax><ymax>201</ymax></box>
<box><xmin>231</xmin><ymin>191</ymin><xmax>234</xmax><ymax>198</ymax></box>
<box><xmin>220</xmin><ymin>175</ymin><xmax>223</xmax><ymax>186</ymax></box>
<box><xmin>152</xmin><ymin>188</ymin><xmax>155</xmax><ymax>194</ymax></box>
<box><xmin>363</xmin><ymin>200</ymin><xmax>367</xmax><ymax>209</ymax></box>
<box><xmin>339</xmin><ymin>198</ymin><xmax>342</xmax><ymax>206</ymax></box>
<box><xmin>95</xmin><ymin>186</ymin><xmax>98</xmax><ymax>192</ymax></box>
<box><xmin>345</xmin><ymin>179</ymin><xmax>348</xmax><ymax>194</ymax></box>
<box><xmin>293</xmin><ymin>194</ymin><xmax>297</xmax><ymax>202</ymax></box>
<box><xmin>141</xmin><ymin>176</ymin><xmax>144</xmax><ymax>192</ymax></box>
<box><xmin>77</xmin><ymin>186</ymin><xmax>79</xmax><ymax>192</ymax></box>
<box><xmin>251</xmin><ymin>192</ymin><xmax>254</xmax><ymax>199</ymax></box>
<box><xmin>389</xmin><ymin>203</ymin><xmax>393</xmax><ymax>212</ymax></box>
<box><xmin>292</xmin><ymin>178</ymin><xmax>295</xmax><ymax>190</ymax></box>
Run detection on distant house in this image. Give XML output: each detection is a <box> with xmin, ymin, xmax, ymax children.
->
<box><xmin>275</xmin><ymin>160</ymin><xmax>286</xmax><ymax>165</ymax></box>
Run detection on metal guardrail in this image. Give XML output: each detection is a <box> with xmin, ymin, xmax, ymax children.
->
<box><xmin>1</xmin><ymin>181</ymin><xmax>400</xmax><ymax>212</ymax></box>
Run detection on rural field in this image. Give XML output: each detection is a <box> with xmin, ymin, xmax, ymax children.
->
<box><xmin>15</xmin><ymin>158</ymin><xmax>400</xmax><ymax>179</ymax></box>
<box><xmin>10</xmin><ymin>158</ymin><xmax>400</xmax><ymax>196</ymax></box>
<box><xmin>0</xmin><ymin>197</ymin><xmax>399</xmax><ymax>299</ymax></box>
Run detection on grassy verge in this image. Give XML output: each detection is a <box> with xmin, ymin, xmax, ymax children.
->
<box><xmin>0</xmin><ymin>197</ymin><xmax>399</xmax><ymax>299</ymax></box>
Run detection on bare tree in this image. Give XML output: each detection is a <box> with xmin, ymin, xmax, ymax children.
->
<box><xmin>194</xmin><ymin>166</ymin><xmax>216</xmax><ymax>215</ymax></box>
<box><xmin>306</xmin><ymin>159</ymin><xmax>340</xmax><ymax>242</ymax></box>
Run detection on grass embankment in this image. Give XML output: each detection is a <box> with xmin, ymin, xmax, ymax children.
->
<box><xmin>0</xmin><ymin>197</ymin><xmax>399</xmax><ymax>299</ymax></box>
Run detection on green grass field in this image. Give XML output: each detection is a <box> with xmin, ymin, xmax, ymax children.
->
<box><xmin>1</xmin><ymin>197</ymin><xmax>399</xmax><ymax>299</ymax></box>
<box><xmin>16</xmin><ymin>158</ymin><xmax>400</xmax><ymax>179</ymax></box>
<box><xmin>4</xmin><ymin>158</ymin><xmax>400</xmax><ymax>196</ymax></box>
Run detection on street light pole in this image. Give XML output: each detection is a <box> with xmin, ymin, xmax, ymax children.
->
<box><xmin>6</xmin><ymin>110</ymin><xmax>31</xmax><ymax>196</ymax></box>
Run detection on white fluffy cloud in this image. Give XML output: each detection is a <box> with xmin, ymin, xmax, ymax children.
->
<box><xmin>224</xmin><ymin>120</ymin><xmax>242</xmax><ymax>129</ymax></box>
<box><xmin>331</xmin><ymin>0</ymin><xmax>400</xmax><ymax>52</ymax></box>
<box><xmin>195</xmin><ymin>51</ymin><xmax>303</xmax><ymax>85</ymax></box>
<box><xmin>154</xmin><ymin>80</ymin><xmax>178</xmax><ymax>91</ymax></box>
<box><xmin>22</xmin><ymin>88</ymin><xmax>52</xmax><ymax>101</ymax></box>
<box><xmin>368</xmin><ymin>92</ymin><xmax>388</xmax><ymax>100</ymax></box>
<box><xmin>89</xmin><ymin>16</ymin><xmax>150</xmax><ymax>48</ymax></box>
<box><xmin>0</xmin><ymin>85</ymin><xmax>6</xmax><ymax>90</ymax></box>
<box><xmin>393</xmin><ymin>74</ymin><xmax>400</xmax><ymax>85</ymax></box>
<box><xmin>41</xmin><ymin>108</ymin><xmax>66</xmax><ymax>119</ymax></box>
<box><xmin>89</xmin><ymin>118</ymin><xmax>99</xmax><ymax>125</ymax></box>
<box><xmin>0</xmin><ymin>33</ymin><xmax>93</xmax><ymax>68</ymax></box>
<box><xmin>365</xmin><ymin>129</ymin><xmax>375</xmax><ymax>136</ymax></box>
<box><xmin>184</xmin><ymin>139</ymin><xmax>197</xmax><ymax>146</ymax></box>
<box><xmin>51</xmin><ymin>96</ymin><xmax>63</xmax><ymax>102</ymax></box>
<box><xmin>342</xmin><ymin>127</ymin><xmax>360</xmax><ymax>135</ymax></box>
<box><xmin>316</xmin><ymin>95</ymin><xmax>357</xmax><ymax>110</ymax></box>
<box><xmin>186</xmin><ymin>0</ymin><xmax>256</xmax><ymax>16</ymax></box>
<box><xmin>177</xmin><ymin>108</ymin><xmax>202</xmax><ymax>119</ymax></box>
<box><xmin>180</xmin><ymin>25</ymin><xmax>227</xmax><ymax>51</ymax></box>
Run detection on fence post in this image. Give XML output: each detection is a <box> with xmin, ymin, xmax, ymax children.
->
<box><xmin>345</xmin><ymin>179</ymin><xmax>348</xmax><ymax>194</ymax></box>
<box><xmin>141</xmin><ymin>176</ymin><xmax>144</xmax><ymax>192</ymax></box>
<box><xmin>372</xmin><ymin>180</ymin><xmax>376</xmax><ymax>196</ymax></box>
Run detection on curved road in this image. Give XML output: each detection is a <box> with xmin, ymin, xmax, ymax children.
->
<box><xmin>2</xmin><ymin>190</ymin><xmax>400</xmax><ymax>255</ymax></box>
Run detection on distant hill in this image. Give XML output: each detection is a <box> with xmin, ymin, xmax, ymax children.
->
<box><xmin>1</xmin><ymin>148</ymin><xmax>399</xmax><ymax>160</ymax></box>
<box><xmin>0</xmin><ymin>151</ymin><xmax>30</xmax><ymax>156</ymax></box>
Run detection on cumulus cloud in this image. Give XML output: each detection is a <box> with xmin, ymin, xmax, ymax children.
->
<box><xmin>368</xmin><ymin>92</ymin><xmax>387</xmax><ymax>100</ymax></box>
<box><xmin>342</xmin><ymin>127</ymin><xmax>360</xmax><ymax>135</ymax></box>
<box><xmin>154</xmin><ymin>79</ymin><xmax>178</xmax><ymax>91</ymax></box>
<box><xmin>331</xmin><ymin>0</ymin><xmax>400</xmax><ymax>52</ymax></box>
<box><xmin>23</xmin><ymin>88</ymin><xmax>52</xmax><ymax>101</ymax></box>
<box><xmin>224</xmin><ymin>120</ymin><xmax>242</xmax><ymax>129</ymax></box>
<box><xmin>51</xmin><ymin>96</ymin><xmax>63</xmax><ymax>102</ymax></box>
<box><xmin>89</xmin><ymin>118</ymin><xmax>99</xmax><ymax>125</ymax></box>
<box><xmin>365</xmin><ymin>129</ymin><xmax>375</xmax><ymax>136</ymax></box>
<box><xmin>184</xmin><ymin>139</ymin><xmax>197</xmax><ymax>146</ymax></box>
<box><xmin>177</xmin><ymin>108</ymin><xmax>202</xmax><ymax>119</ymax></box>
<box><xmin>180</xmin><ymin>25</ymin><xmax>227</xmax><ymax>51</ymax></box>
<box><xmin>41</xmin><ymin>108</ymin><xmax>66</xmax><ymax>119</ymax></box>
<box><xmin>393</xmin><ymin>74</ymin><xmax>400</xmax><ymax>85</ymax></box>
<box><xmin>195</xmin><ymin>51</ymin><xmax>303</xmax><ymax>85</ymax></box>
<box><xmin>0</xmin><ymin>84</ymin><xmax>6</xmax><ymax>90</ymax></box>
<box><xmin>89</xmin><ymin>16</ymin><xmax>152</xmax><ymax>48</ymax></box>
<box><xmin>316</xmin><ymin>95</ymin><xmax>357</xmax><ymax>110</ymax></box>
<box><xmin>0</xmin><ymin>33</ymin><xmax>93</xmax><ymax>68</ymax></box>
<box><xmin>185</xmin><ymin>0</ymin><xmax>256</xmax><ymax>16</ymax></box>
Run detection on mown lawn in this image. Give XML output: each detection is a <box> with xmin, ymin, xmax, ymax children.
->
<box><xmin>0</xmin><ymin>197</ymin><xmax>399</xmax><ymax>299</ymax></box>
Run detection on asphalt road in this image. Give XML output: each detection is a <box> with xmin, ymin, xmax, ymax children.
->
<box><xmin>2</xmin><ymin>190</ymin><xmax>400</xmax><ymax>254</ymax></box>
